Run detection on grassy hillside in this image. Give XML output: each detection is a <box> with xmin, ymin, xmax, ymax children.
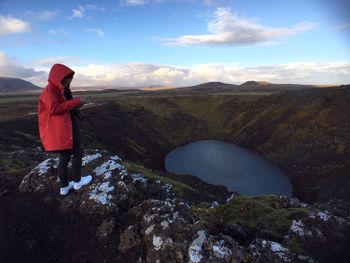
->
<box><xmin>0</xmin><ymin>86</ymin><xmax>349</xmax><ymax>203</ymax></box>
<box><xmin>82</xmin><ymin>87</ymin><xmax>349</xmax><ymax>202</ymax></box>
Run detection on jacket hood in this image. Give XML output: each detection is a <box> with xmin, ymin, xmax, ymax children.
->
<box><xmin>48</xmin><ymin>64</ymin><xmax>75</xmax><ymax>91</ymax></box>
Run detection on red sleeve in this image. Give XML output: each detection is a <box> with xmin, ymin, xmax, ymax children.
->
<box><xmin>43</xmin><ymin>87</ymin><xmax>82</xmax><ymax>115</ymax></box>
<box><xmin>51</xmin><ymin>98</ymin><xmax>82</xmax><ymax>115</ymax></box>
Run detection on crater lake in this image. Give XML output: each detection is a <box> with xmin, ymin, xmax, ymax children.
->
<box><xmin>165</xmin><ymin>140</ymin><xmax>292</xmax><ymax>196</ymax></box>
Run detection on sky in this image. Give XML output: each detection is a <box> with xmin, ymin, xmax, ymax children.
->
<box><xmin>0</xmin><ymin>0</ymin><xmax>350</xmax><ymax>88</ymax></box>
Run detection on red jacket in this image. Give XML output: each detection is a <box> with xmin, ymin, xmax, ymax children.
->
<box><xmin>38</xmin><ymin>64</ymin><xmax>82</xmax><ymax>151</ymax></box>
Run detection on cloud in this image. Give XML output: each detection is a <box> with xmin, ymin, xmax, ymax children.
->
<box><xmin>69</xmin><ymin>4</ymin><xmax>105</xmax><ymax>19</ymax></box>
<box><xmin>84</xmin><ymin>4</ymin><xmax>106</xmax><ymax>11</ymax></box>
<box><xmin>124</xmin><ymin>0</ymin><xmax>149</xmax><ymax>6</ymax></box>
<box><xmin>123</xmin><ymin>0</ymin><xmax>164</xmax><ymax>6</ymax></box>
<box><xmin>26</xmin><ymin>10</ymin><xmax>58</xmax><ymax>20</ymax></box>
<box><xmin>38</xmin><ymin>61</ymin><xmax>350</xmax><ymax>87</ymax></box>
<box><xmin>48</xmin><ymin>28</ymin><xmax>68</xmax><ymax>35</ymax></box>
<box><xmin>1</xmin><ymin>51</ymin><xmax>349</xmax><ymax>87</ymax></box>
<box><xmin>332</xmin><ymin>22</ymin><xmax>350</xmax><ymax>31</ymax></box>
<box><xmin>122</xmin><ymin>0</ymin><xmax>214</xmax><ymax>6</ymax></box>
<box><xmin>0</xmin><ymin>51</ymin><xmax>45</xmax><ymax>80</ymax></box>
<box><xmin>161</xmin><ymin>7</ymin><xmax>319</xmax><ymax>46</ymax></box>
<box><xmin>71</xmin><ymin>5</ymin><xmax>85</xmax><ymax>19</ymax></box>
<box><xmin>0</xmin><ymin>16</ymin><xmax>31</xmax><ymax>36</ymax></box>
<box><xmin>86</xmin><ymin>28</ymin><xmax>105</xmax><ymax>37</ymax></box>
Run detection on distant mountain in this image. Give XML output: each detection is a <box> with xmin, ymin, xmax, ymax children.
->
<box><xmin>240</xmin><ymin>80</ymin><xmax>321</xmax><ymax>90</ymax></box>
<box><xmin>0</xmin><ymin>77</ymin><xmax>41</xmax><ymax>92</ymax></box>
<box><xmin>179</xmin><ymin>82</ymin><xmax>240</xmax><ymax>92</ymax></box>
<box><xmin>179</xmin><ymin>81</ymin><xmax>338</xmax><ymax>93</ymax></box>
<box><xmin>240</xmin><ymin>80</ymin><xmax>271</xmax><ymax>87</ymax></box>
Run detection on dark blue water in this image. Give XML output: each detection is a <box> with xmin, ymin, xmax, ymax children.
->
<box><xmin>165</xmin><ymin>140</ymin><xmax>292</xmax><ymax>196</ymax></box>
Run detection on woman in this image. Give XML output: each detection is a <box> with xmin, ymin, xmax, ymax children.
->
<box><xmin>38</xmin><ymin>63</ymin><xmax>92</xmax><ymax>195</ymax></box>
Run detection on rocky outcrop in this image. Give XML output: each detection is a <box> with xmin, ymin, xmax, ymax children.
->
<box><xmin>19</xmin><ymin>150</ymin><xmax>350</xmax><ymax>262</ymax></box>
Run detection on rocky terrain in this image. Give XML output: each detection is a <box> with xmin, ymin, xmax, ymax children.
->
<box><xmin>2</xmin><ymin>149</ymin><xmax>349</xmax><ymax>262</ymax></box>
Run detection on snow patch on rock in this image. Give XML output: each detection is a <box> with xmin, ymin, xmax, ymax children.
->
<box><xmin>262</xmin><ymin>240</ymin><xmax>291</xmax><ymax>262</ymax></box>
<box><xmin>318</xmin><ymin>211</ymin><xmax>331</xmax><ymax>221</ymax></box>
<box><xmin>89</xmin><ymin>182</ymin><xmax>115</xmax><ymax>206</ymax></box>
<box><xmin>94</xmin><ymin>158</ymin><xmax>123</xmax><ymax>176</ymax></box>
<box><xmin>145</xmin><ymin>224</ymin><xmax>155</xmax><ymax>235</ymax></box>
<box><xmin>210</xmin><ymin>201</ymin><xmax>219</xmax><ymax>208</ymax></box>
<box><xmin>82</xmin><ymin>153</ymin><xmax>102</xmax><ymax>166</ymax></box>
<box><xmin>131</xmin><ymin>173</ymin><xmax>148</xmax><ymax>184</ymax></box>
<box><xmin>161</xmin><ymin>220</ymin><xmax>169</xmax><ymax>229</ymax></box>
<box><xmin>290</xmin><ymin>220</ymin><xmax>312</xmax><ymax>237</ymax></box>
<box><xmin>36</xmin><ymin>158</ymin><xmax>58</xmax><ymax>175</ymax></box>
<box><xmin>189</xmin><ymin>230</ymin><xmax>206</xmax><ymax>263</ymax></box>
<box><xmin>212</xmin><ymin>240</ymin><xmax>232</xmax><ymax>259</ymax></box>
<box><xmin>111</xmin><ymin>155</ymin><xmax>121</xmax><ymax>161</ymax></box>
<box><xmin>290</xmin><ymin>220</ymin><xmax>305</xmax><ymax>236</ymax></box>
<box><xmin>226</xmin><ymin>194</ymin><xmax>236</xmax><ymax>203</ymax></box>
<box><xmin>153</xmin><ymin>235</ymin><xmax>163</xmax><ymax>250</ymax></box>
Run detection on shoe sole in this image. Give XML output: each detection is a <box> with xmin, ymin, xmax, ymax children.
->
<box><xmin>74</xmin><ymin>177</ymin><xmax>92</xmax><ymax>190</ymax></box>
<box><xmin>73</xmin><ymin>185</ymin><xmax>82</xmax><ymax>190</ymax></box>
<box><xmin>60</xmin><ymin>182</ymin><xmax>74</xmax><ymax>195</ymax></box>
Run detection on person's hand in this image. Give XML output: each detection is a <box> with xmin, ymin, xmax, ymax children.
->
<box><xmin>80</xmin><ymin>98</ymin><xmax>87</xmax><ymax>106</ymax></box>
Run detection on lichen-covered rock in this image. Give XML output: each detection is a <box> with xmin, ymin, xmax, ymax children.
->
<box><xmin>285</xmin><ymin>200</ymin><xmax>350</xmax><ymax>262</ymax></box>
<box><xmin>118</xmin><ymin>225</ymin><xmax>142</xmax><ymax>253</ymax></box>
<box><xmin>191</xmin><ymin>233</ymin><xmax>243</xmax><ymax>263</ymax></box>
<box><xmin>279</xmin><ymin>196</ymin><xmax>308</xmax><ymax>208</ymax></box>
<box><xmin>125</xmin><ymin>198</ymin><xmax>248</xmax><ymax>263</ymax></box>
<box><xmin>247</xmin><ymin>239</ymin><xmax>295</xmax><ymax>263</ymax></box>
<box><xmin>130</xmin><ymin>199</ymin><xmax>195</xmax><ymax>263</ymax></box>
<box><xmin>19</xmin><ymin>158</ymin><xmax>59</xmax><ymax>193</ymax></box>
<box><xmin>19</xmin><ymin>151</ymin><xmax>128</xmax><ymax>215</ymax></box>
<box><xmin>193</xmin><ymin>195</ymin><xmax>350</xmax><ymax>262</ymax></box>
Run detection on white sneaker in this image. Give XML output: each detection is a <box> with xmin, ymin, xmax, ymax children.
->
<box><xmin>60</xmin><ymin>181</ymin><xmax>74</xmax><ymax>196</ymax></box>
<box><xmin>73</xmin><ymin>175</ymin><xmax>92</xmax><ymax>190</ymax></box>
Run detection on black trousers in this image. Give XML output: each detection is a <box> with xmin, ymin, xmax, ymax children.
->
<box><xmin>57</xmin><ymin>126</ymin><xmax>82</xmax><ymax>188</ymax></box>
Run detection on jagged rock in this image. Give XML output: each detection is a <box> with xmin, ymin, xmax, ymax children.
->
<box><xmin>314</xmin><ymin>199</ymin><xmax>350</xmax><ymax>219</ymax></box>
<box><xmin>126</xmin><ymin>198</ymin><xmax>248</xmax><ymax>263</ymax></box>
<box><xmin>19</xmin><ymin>158</ymin><xmax>58</xmax><ymax>193</ymax></box>
<box><xmin>18</xmin><ymin>149</ymin><xmax>350</xmax><ymax>262</ymax></box>
<box><xmin>19</xmin><ymin>151</ymin><xmax>132</xmax><ymax>215</ymax></box>
<box><xmin>247</xmin><ymin>239</ymin><xmax>295</xmax><ymax>263</ymax></box>
<box><xmin>124</xmin><ymin>173</ymin><xmax>177</xmax><ymax>202</ymax></box>
<box><xmin>286</xmin><ymin>203</ymin><xmax>350</xmax><ymax>261</ymax></box>
<box><xmin>197</xmin><ymin>234</ymin><xmax>243</xmax><ymax>263</ymax></box>
<box><xmin>96</xmin><ymin>217</ymin><xmax>116</xmax><ymax>240</ymax></box>
<box><xmin>118</xmin><ymin>225</ymin><xmax>142</xmax><ymax>253</ymax></box>
<box><xmin>279</xmin><ymin>196</ymin><xmax>308</xmax><ymax>208</ymax></box>
<box><xmin>132</xmin><ymin>199</ymin><xmax>195</xmax><ymax>263</ymax></box>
